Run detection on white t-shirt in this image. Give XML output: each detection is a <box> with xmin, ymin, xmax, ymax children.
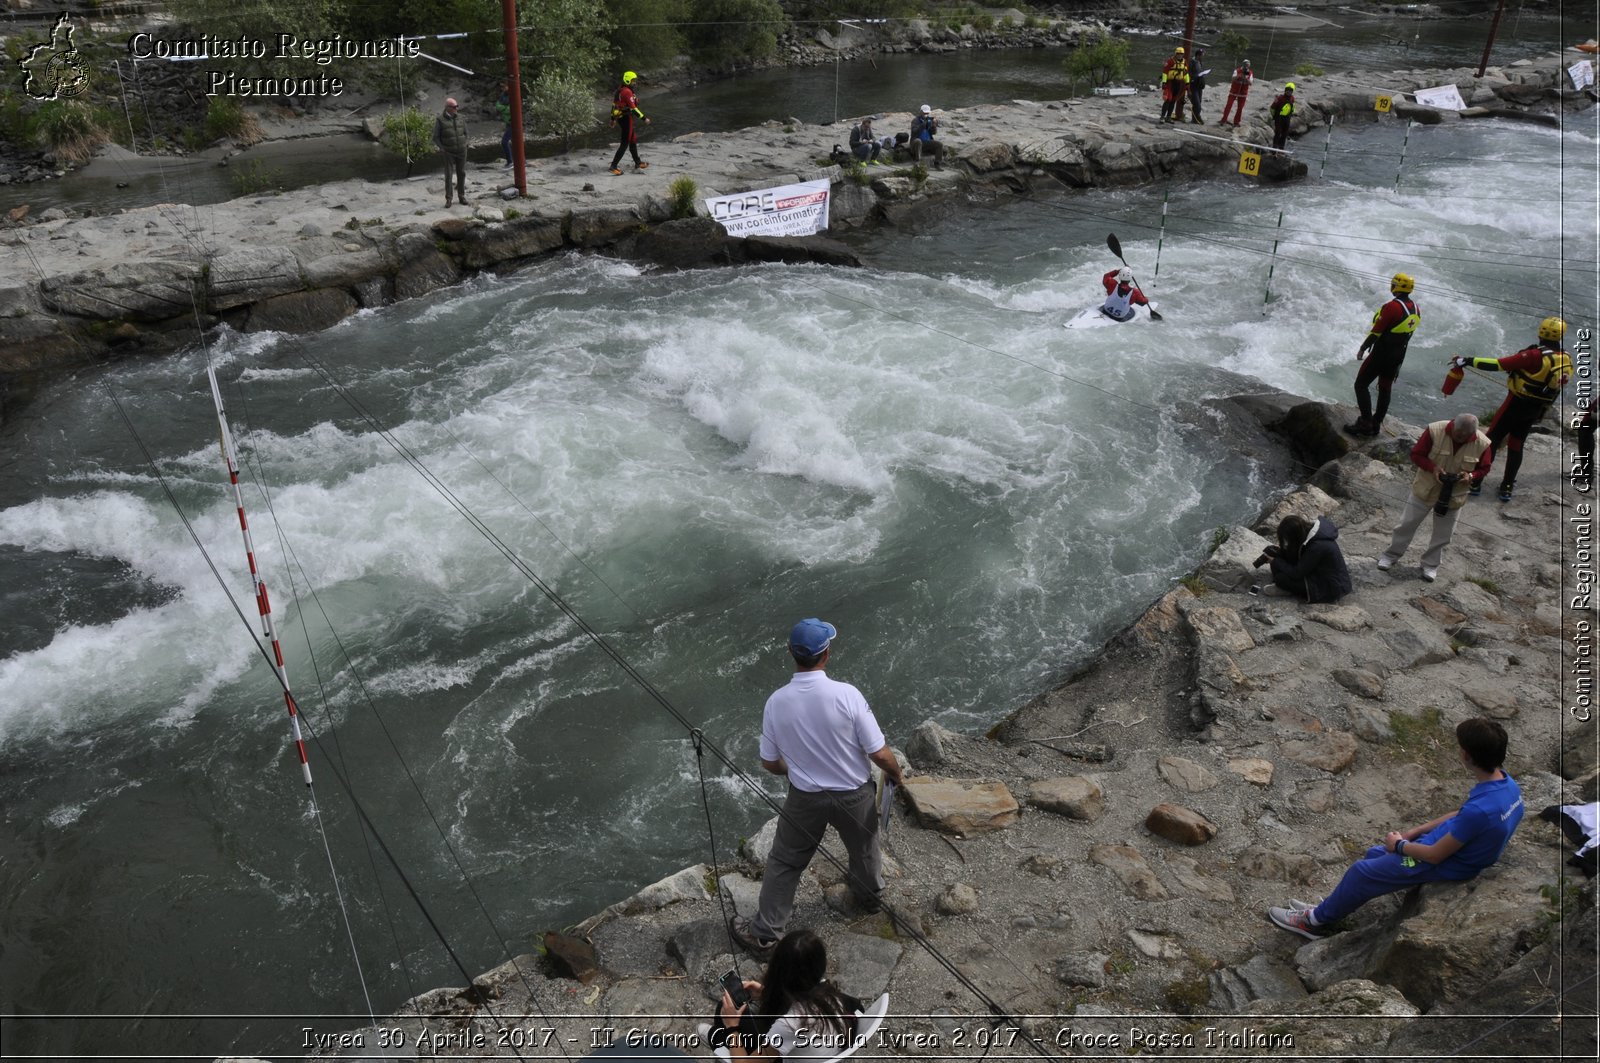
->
<box><xmin>766</xmin><ymin>1008</ymin><xmax>860</xmax><ymax>1058</ymax></box>
<box><xmin>759</xmin><ymin>671</ymin><xmax>886</xmax><ymax>793</ymax></box>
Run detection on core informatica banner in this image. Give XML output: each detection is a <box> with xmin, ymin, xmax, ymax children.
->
<box><xmin>704</xmin><ymin>179</ymin><xmax>832</xmax><ymax>238</ymax></box>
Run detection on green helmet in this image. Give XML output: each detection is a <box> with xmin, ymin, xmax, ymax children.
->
<box><xmin>622</xmin><ymin>70</ymin><xmax>637</xmax><ymax>84</ymax></box>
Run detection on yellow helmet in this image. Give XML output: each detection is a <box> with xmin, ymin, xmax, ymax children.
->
<box><xmin>1285</xmin><ymin>82</ymin><xmax>1296</xmax><ymax>91</ymax></box>
<box><xmin>622</xmin><ymin>70</ymin><xmax>637</xmax><ymax>84</ymax></box>
<box><xmin>1539</xmin><ymin>316</ymin><xmax>1567</xmax><ymax>341</ymax></box>
<box><xmin>1175</xmin><ymin>46</ymin><xmax>1185</xmax><ymax>53</ymax></box>
<box><xmin>1390</xmin><ymin>272</ymin><xmax>1414</xmax><ymax>294</ymax></box>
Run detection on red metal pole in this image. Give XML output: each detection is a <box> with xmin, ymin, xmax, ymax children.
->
<box><xmin>1183</xmin><ymin>0</ymin><xmax>1198</xmax><ymax>56</ymax></box>
<box><xmin>1477</xmin><ymin>0</ymin><xmax>1507</xmax><ymax>78</ymax></box>
<box><xmin>502</xmin><ymin>0</ymin><xmax>526</xmax><ymax>196</ymax></box>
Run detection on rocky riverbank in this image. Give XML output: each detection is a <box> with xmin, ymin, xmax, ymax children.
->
<box><xmin>220</xmin><ymin>388</ymin><xmax>1596</xmax><ymax>1063</ymax></box>
<box><xmin>2</xmin><ymin>47</ymin><xmax>1590</xmax><ymax>420</ymax></box>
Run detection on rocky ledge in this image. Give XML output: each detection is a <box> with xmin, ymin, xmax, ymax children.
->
<box><xmin>217</xmin><ymin>391</ymin><xmax>1594</xmax><ymax>1063</ymax></box>
<box><xmin>2</xmin><ymin>48</ymin><xmax>1590</xmax><ymax>402</ymax></box>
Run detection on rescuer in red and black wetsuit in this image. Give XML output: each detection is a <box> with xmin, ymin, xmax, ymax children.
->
<box><xmin>608</xmin><ymin>70</ymin><xmax>650</xmax><ymax>175</ymax></box>
<box><xmin>1453</xmin><ymin>316</ymin><xmax>1573</xmax><ymax>503</ymax></box>
<box><xmin>1345</xmin><ymin>272</ymin><xmax>1421</xmax><ymax>438</ymax></box>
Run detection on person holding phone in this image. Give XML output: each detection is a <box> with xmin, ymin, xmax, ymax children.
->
<box><xmin>710</xmin><ymin>931</ymin><xmax>862</xmax><ymax>1058</ymax></box>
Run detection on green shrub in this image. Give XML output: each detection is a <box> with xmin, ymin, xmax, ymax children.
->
<box><xmin>381</xmin><ymin>106</ymin><xmax>434</xmax><ymax>177</ymax></box>
<box><xmin>32</xmin><ymin>99</ymin><xmax>108</xmax><ymax>165</ymax></box>
<box><xmin>203</xmin><ymin>97</ymin><xmax>263</xmax><ymax>146</ymax></box>
<box><xmin>972</xmin><ymin>12</ymin><xmax>993</xmax><ymax>31</ymax></box>
<box><xmin>846</xmin><ymin>161</ymin><xmax>872</xmax><ymax>187</ymax></box>
<box><xmin>1065</xmin><ymin>27</ymin><xmax>1131</xmax><ymax>88</ymax></box>
<box><xmin>529</xmin><ymin>69</ymin><xmax>596</xmax><ymax>152</ymax></box>
<box><xmin>667</xmin><ymin>175</ymin><xmax>699</xmax><ymax>219</ymax></box>
<box><xmin>1295</xmin><ymin>62</ymin><xmax>1325</xmax><ymax>76</ymax></box>
<box><xmin>231</xmin><ymin>159</ymin><xmax>283</xmax><ymax>195</ymax></box>
<box><xmin>1217</xmin><ymin>29</ymin><xmax>1252</xmax><ymax>63</ymax></box>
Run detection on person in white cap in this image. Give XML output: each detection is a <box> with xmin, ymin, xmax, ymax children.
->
<box><xmin>729</xmin><ymin>618</ymin><xmax>904</xmax><ymax>959</ymax></box>
<box><xmin>908</xmin><ymin>103</ymin><xmax>945</xmax><ymax>169</ymax></box>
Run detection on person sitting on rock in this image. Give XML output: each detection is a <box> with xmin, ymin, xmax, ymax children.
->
<box><xmin>908</xmin><ymin>104</ymin><xmax>945</xmax><ymax>169</ymax></box>
<box><xmin>711</xmin><ymin>930</ymin><xmax>864</xmax><ymax>1058</ymax></box>
<box><xmin>1269</xmin><ymin>717</ymin><xmax>1524</xmax><ymax>939</ymax></box>
<box><xmin>1252</xmin><ymin>514</ymin><xmax>1352</xmax><ymax>602</ymax></box>
<box><xmin>849</xmin><ymin>117</ymin><xmax>881</xmax><ymax>165</ymax></box>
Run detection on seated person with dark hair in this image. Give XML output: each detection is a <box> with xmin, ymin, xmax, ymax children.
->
<box><xmin>1254</xmin><ymin>514</ymin><xmax>1352</xmax><ymax>602</ymax></box>
<box><xmin>1268</xmin><ymin>717</ymin><xmax>1524</xmax><ymax>939</ymax></box>
<box><xmin>712</xmin><ymin>930</ymin><xmax>862</xmax><ymax>1058</ymax></box>
<box><xmin>848</xmin><ymin>117</ymin><xmax>880</xmax><ymax>165</ymax></box>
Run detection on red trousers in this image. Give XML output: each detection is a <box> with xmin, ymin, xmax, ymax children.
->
<box><xmin>1221</xmin><ymin>89</ymin><xmax>1249</xmax><ymax>125</ymax></box>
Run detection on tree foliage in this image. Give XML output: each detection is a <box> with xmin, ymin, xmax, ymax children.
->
<box><xmin>1063</xmin><ymin>28</ymin><xmax>1130</xmax><ymax>88</ymax></box>
<box><xmin>381</xmin><ymin>105</ymin><xmax>435</xmax><ymax>176</ymax></box>
<box><xmin>606</xmin><ymin>0</ymin><xmax>687</xmax><ymax>74</ymax></box>
<box><xmin>683</xmin><ymin>0</ymin><xmax>787</xmax><ymax>70</ymax></box>
<box><xmin>519</xmin><ymin>0</ymin><xmax>616</xmax><ymax>87</ymax></box>
<box><xmin>167</xmin><ymin>0</ymin><xmax>345</xmax><ymax>74</ymax></box>
<box><xmin>529</xmin><ymin>69</ymin><xmax>597</xmax><ymax>150</ymax></box>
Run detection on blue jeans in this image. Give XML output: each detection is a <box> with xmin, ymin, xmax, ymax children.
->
<box><xmin>1314</xmin><ymin>844</ymin><xmax>1454</xmax><ymax>923</ymax></box>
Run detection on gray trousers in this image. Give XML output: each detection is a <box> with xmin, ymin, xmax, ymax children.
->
<box><xmin>753</xmin><ymin>782</ymin><xmax>882</xmax><ymax>940</ymax></box>
<box><xmin>1382</xmin><ymin>493</ymin><xmax>1461</xmax><ymax>569</ymax></box>
<box><xmin>443</xmin><ymin>152</ymin><xmax>466</xmax><ymax>201</ymax></box>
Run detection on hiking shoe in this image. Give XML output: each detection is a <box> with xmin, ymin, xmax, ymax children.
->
<box><xmin>853</xmin><ymin>891</ymin><xmax>883</xmax><ymax>914</ymax></box>
<box><xmin>1343</xmin><ymin>418</ymin><xmax>1372</xmax><ymax>437</ymax></box>
<box><xmin>729</xmin><ymin>916</ymin><xmax>777</xmax><ymax>960</ymax></box>
<box><xmin>1468</xmin><ymin>481</ymin><xmax>1483</xmax><ymax>497</ymax></box>
<box><xmin>635</xmin><ymin>161</ymin><xmax>651</xmax><ymax>170</ymax></box>
<box><xmin>1422</xmin><ymin>567</ymin><xmax>1438</xmax><ymax>582</ymax></box>
<box><xmin>608</xmin><ymin>168</ymin><xmax>623</xmax><ymax>175</ymax></box>
<box><xmin>1377</xmin><ymin>556</ymin><xmax>1394</xmax><ymax>571</ymax></box>
<box><xmin>1498</xmin><ymin>483</ymin><xmax>1514</xmax><ymax>502</ymax></box>
<box><xmin>1268</xmin><ymin>905</ymin><xmax>1330</xmax><ymax>940</ymax></box>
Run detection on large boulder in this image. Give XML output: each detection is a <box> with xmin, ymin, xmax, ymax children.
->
<box><xmin>39</xmin><ymin>261</ymin><xmax>202</xmax><ymax>322</ymax></box>
<box><xmin>206</xmin><ymin>246</ymin><xmax>303</xmax><ymax>310</ymax></box>
<box><xmin>448</xmin><ymin>214</ymin><xmax>566</xmax><ymax>268</ymax></box>
<box><xmin>1196</xmin><ymin>525</ymin><xmax>1270</xmax><ymax>592</ymax></box>
<box><xmin>1026</xmin><ymin>776</ymin><xmax>1105</xmax><ymax>821</ymax></box>
<box><xmin>901</xmin><ymin>777</ymin><xmax>1018</xmax><ymax>835</ymax></box>
<box><xmin>243</xmin><ymin>288</ymin><xmax>357</xmax><ymax>333</ymax></box>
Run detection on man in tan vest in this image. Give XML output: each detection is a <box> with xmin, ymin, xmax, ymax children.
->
<box><xmin>1378</xmin><ymin>414</ymin><xmax>1492</xmax><ymax>582</ymax></box>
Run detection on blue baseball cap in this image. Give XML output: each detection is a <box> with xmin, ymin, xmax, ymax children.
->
<box><xmin>789</xmin><ymin>618</ymin><xmax>837</xmax><ymax>657</ymax></box>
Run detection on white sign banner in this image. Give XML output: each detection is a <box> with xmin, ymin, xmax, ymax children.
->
<box><xmin>1413</xmin><ymin>83</ymin><xmax>1466</xmax><ymax>110</ymax></box>
<box><xmin>705</xmin><ymin>178</ymin><xmax>831</xmax><ymax>238</ymax></box>
<box><xmin>1570</xmin><ymin>60</ymin><xmax>1595</xmax><ymax>91</ymax></box>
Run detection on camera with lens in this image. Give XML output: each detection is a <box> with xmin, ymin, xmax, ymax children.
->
<box><xmin>1434</xmin><ymin>473</ymin><xmax>1460</xmax><ymax>516</ymax></box>
<box><xmin>1252</xmin><ymin>545</ymin><xmax>1279</xmax><ymax>569</ymax></box>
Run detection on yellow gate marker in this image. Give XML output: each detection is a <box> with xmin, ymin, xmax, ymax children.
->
<box><xmin>1375</xmin><ymin>94</ymin><xmax>1393</xmax><ymax>112</ymax></box>
<box><xmin>1239</xmin><ymin>150</ymin><xmax>1262</xmax><ymax>176</ymax></box>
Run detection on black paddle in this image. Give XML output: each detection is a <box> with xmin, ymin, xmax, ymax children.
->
<box><xmin>1106</xmin><ymin>233</ymin><xmax>1164</xmax><ymax>321</ymax></box>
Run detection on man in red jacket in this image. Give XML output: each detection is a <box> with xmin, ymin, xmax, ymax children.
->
<box><xmin>1099</xmin><ymin>267</ymin><xmax>1150</xmax><ymax>322</ymax></box>
<box><xmin>1220</xmin><ymin>59</ymin><xmax>1252</xmax><ymax>127</ymax></box>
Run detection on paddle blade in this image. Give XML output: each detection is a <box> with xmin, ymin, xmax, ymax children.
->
<box><xmin>1107</xmin><ymin>233</ymin><xmax>1124</xmax><ymax>261</ymax></box>
<box><xmin>1148</xmin><ymin>307</ymin><xmax>1164</xmax><ymax>322</ymax></box>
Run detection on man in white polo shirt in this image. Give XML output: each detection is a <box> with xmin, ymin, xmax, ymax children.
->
<box><xmin>731</xmin><ymin>618</ymin><xmax>904</xmax><ymax>958</ymax></box>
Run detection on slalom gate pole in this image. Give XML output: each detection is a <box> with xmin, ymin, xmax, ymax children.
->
<box><xmin>1154</xmin><ymin>191</ymin><xmax>1169</xmax><ymax>278</ymax></box>
<box><xmin>1395</xmin><ymin>118</ymin><xmax>1412</xmax><ymax>192</ymax></box>
<box><xmin>1319</xmin><ymin>116</ymin><xmax>1334</xmax><ymax>179</ymax></box>
<box><xmin>1264</xmin><ymin>209</ymin><xmax>1284</xmax><ymax>305</ymax></box>
<box><xmin>206</xmin><ymin>365</ymin><xmax>313</xmax><ymax>787</ymax></box>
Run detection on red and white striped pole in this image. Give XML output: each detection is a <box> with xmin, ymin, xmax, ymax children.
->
<box><xmin>206</xmin><ymin>366</ymin><xmax>313</xmax><ymax>787</ymax></box>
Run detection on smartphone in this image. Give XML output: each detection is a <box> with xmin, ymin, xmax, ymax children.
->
<box><xmin>720</xmin><ymin>969</ymin><xmax>750</xmax><ymax>1007</ymax></box>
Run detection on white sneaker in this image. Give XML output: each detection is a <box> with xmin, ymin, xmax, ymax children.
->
<box><xmin>1421</xmin><ymin>567</ymin><xmax>1438</xmax><ymax>582</ymax></box>
<box><xmin>1376</xmin><ymin>557</ymin><xmax>1393</xmax><ymax>571</ymax></box>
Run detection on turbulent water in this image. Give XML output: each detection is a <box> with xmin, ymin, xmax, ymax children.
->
<box><xmin>1</xmin><ymin>27</ymin><xmax>1598</xmax><ymax>1060</ymax></box>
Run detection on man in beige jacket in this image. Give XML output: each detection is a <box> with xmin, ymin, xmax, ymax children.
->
<box><xmin>1378</xmin><ymin>413</ymin><xmax>1492</xmax><ymax>582</ymax></box>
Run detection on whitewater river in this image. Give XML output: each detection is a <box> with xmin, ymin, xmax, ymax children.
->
<box><xmin>1</xmin><ymin>24</ymin><xmax>1597</xmax><ymax>1062</ymax></box>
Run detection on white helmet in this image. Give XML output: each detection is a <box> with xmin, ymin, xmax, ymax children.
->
<box><xmin>1116</xmin><ymin>268</ymin><xmax>1133</xmax><ymax>284</ymax></box>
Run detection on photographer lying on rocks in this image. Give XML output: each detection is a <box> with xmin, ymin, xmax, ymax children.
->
<box><xmin>1251</xmin><ymin>514</ymin><xmax>1352</xmax><ymax>602</ymax></box>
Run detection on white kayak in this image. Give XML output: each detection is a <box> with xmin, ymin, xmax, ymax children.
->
<box><xmin>1063</xmin><ymin>302</ymin><xmax>1155</xmax><ymax>329</ymax></box>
